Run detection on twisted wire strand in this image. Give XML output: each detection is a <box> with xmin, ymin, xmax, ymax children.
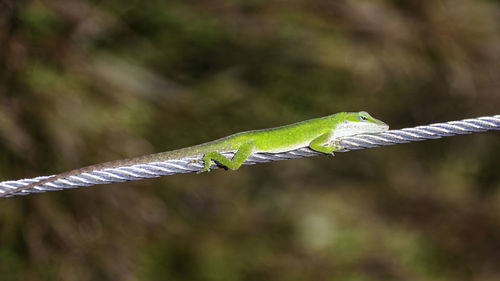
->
<box><xmin>1</xmin><ymin>115</ymin><xmax>499</xmax><ymax>198</ymax></box>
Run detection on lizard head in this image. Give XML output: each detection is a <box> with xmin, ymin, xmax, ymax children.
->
<box><xmin>337</xmin><ymin>111</ymin><xmax>389</xmax><ymax>136</ymax></box>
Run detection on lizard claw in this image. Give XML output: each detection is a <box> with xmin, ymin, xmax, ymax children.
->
<box><xmin>188</xmin><ymin>158</ymin><xmax>210</xmax><ymax>174</ymax></box>
<box><xmin>191</xmin><ymin>157</ymin><xmax>214</xmax><ymax>174</ymax></box>
<box><xmin>188</xmin><ymin>158</ymin><xmax>201</xmax><ymax>164</ymax></box>
<box><xmin>331</xmin><ymin>139</ymin><xmax>344</xmax><ymax>152</ymax></box>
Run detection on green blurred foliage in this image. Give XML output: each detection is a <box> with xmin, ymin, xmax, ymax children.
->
<box><xmin>0</xmin><ymin>0</ymin><xmax>499</xmax><ymax>280</ymax></box>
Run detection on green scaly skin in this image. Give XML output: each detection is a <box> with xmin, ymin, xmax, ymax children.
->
<box><xmin>192</xmin><ymin>111</ymin><xmax>389</xmax><ymax>172</ymax></box>
<box><xmin>9</xmin><ymin>111</ymin><xmax>388</xmax><ymax>195</ymax></box>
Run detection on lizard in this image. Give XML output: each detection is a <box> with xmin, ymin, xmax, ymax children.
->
<box><xmin>4</xmin><ymin>111</ymin><xmax>388</xmax><ymax>196</ymax></box>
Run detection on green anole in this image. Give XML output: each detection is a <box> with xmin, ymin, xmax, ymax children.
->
<box><xmin>9</xmin><ymin>111</ymin><xmax>388</xmax><ymax>194</ymax></box>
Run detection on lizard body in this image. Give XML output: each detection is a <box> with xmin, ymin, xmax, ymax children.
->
<box><xmin>7</xmin><ymin>111</ymin><xmax>388</xmax><ymax>195</ymax></box>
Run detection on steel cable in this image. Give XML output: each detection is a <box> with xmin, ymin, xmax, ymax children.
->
<box><xmin>1</xmin><ymin>114</ymin><xmax>498</xmax><ymax>198</ymax></box>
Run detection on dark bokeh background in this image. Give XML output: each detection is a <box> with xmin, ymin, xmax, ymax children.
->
<box><xmin>1</xmin><ymin>0</ymin><xmax>499</xmax><ymax>280</ymax></box>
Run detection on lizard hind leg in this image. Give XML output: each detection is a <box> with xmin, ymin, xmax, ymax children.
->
<box><xmin>199</xmin><ymin>142</ymin><xmax>254</xmax><ymax>173</ymax></box>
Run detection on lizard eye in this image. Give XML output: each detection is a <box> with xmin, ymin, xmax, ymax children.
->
<box><xmin>359</xmin><ymin>115</ymin><xmax>369</xmax><ymax>121</ymax></box>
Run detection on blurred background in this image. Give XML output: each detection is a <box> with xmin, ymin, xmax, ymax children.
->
<box><xmin>1</xmin><ymin>0</ymin><xmax>499</xmax><ymax>280</ymax></box>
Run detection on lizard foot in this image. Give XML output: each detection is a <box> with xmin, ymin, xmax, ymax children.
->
<box><xmin>331</xmin><ymin>139</ymin><xmax>345</xmax><ymax>155</ymax></box>
<box><xmin>188</xmin><ymin>158</ymin><xmax>210</xmax><ymax>174</ymax></box>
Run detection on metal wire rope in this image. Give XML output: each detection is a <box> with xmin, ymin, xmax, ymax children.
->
<box><xmin>1</xmin><ymin>114</ymin><xmax>499</xmax><ymax>198</ymax></box>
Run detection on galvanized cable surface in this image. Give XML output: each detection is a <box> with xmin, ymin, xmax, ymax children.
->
<box><xmin>1</xmin><ymin>114</ymin><xmax>499</xmax><ymax>198</ymax></box>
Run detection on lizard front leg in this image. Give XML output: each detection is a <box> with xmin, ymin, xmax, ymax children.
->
<box><xmin>199</xmin><ymin>142</ymin><xmax>254</xmax><ymax>173</ymax></box>
<box><xmin>309</xmin><ymin>132</ymin><xmax>343</xmax><ymax>155</ymax></box>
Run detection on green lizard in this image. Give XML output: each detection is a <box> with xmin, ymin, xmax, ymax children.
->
<box><xmin>192</xmin><ymin>111</ymin><xmax>388</xmax><ymax>172</ymax></box>
<box><xmin>7</xmin><ymin>111</ymin><xmax>388</xmax><ymax>195</ymax></box>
